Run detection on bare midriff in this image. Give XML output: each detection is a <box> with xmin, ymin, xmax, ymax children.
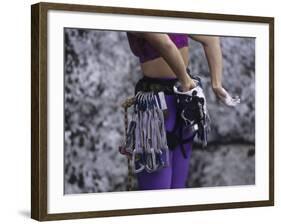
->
<box><xmin>140</xmin><ymin>46</ymin><xmax>189</xmax><ymax>79</ymax></box>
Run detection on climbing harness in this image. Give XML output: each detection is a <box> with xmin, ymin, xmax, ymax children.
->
<box><xmin>119</xmin><ymin>68</ymin><xmax>210</xmax><ymax>182</ymax></box>
<box><xmin>172</xmin><ymin>75</ymin><xmax>210</xmax><ymax>148</ymax></box>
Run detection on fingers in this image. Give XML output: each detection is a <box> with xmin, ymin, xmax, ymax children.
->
<box><xmin>226</xmin><ymin>97</ymin><xmax>240</xmax><ymax>107</ymax></box>
<box><xmin>218</xmin><ymin>88</ymin><xmax>240</xmax><ymax>107</ymax></box>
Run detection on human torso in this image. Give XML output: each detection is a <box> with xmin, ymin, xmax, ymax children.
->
<box><xmin>127</xmin><ymin>32</ymin><xmax>189</xmax><ymax>78</ymax></box>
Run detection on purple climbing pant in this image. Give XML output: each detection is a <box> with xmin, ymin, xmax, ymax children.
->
<box><xmin>135</xmin><ymin>77</ymin><xmax>193</xmax><ymax>190</ymax></box>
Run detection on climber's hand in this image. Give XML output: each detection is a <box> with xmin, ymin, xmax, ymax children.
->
<box><xmin>213</xmin><ymin>86</ymin><xmax>240</xmax><ymax>107</ymax></box>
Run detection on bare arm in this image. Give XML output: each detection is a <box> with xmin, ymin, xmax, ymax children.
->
<box><xmin>189</xmin><ymin>35</ymin><xmax>240</xmax><ymax>106</ymax></box>
<box><xmin>136</xmin><ymin>32</ymin><xmax>195</xmax><ymax>91</ymax></box>
<box><xmin>189</xmin><ymin>35</ymin><xmax>223</xmax><ymax>91</ymax></box>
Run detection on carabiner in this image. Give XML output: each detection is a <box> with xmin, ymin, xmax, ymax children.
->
<box><xmin>132</xmin><ymin>150</ymin><xmax>145</xmax><ymax>173</ymax></box>
<box><xmin>145</xmin><ymin>148</ymin><xmax>158</xmax><ymax>173</ymax></box>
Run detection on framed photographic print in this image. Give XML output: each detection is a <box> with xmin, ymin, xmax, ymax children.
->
<box><xmin>31</xmin><ymin>2</ymin><xmax>274</xmax><ymax>221</ymax></box>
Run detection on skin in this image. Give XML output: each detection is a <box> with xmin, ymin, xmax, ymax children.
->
<box><xmin>189</xmin><ymin>35</ymin><xmax>226</xmax><ymax>98</ymax></box>
<box><xmin>131</xmin><ymin>32</ymin><xmax>230</xmax><ymax>100</ymax></box>
<box><xmin>131</xmin><ymin>32</ymin><xmax>195</xmax><ymax>92</ymax></box>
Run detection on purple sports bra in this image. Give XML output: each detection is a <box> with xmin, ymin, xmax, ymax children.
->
<box><xmin>126</xmin><ymin>32</ymin><xmax>189</xmax><ymax>63</ymax></box>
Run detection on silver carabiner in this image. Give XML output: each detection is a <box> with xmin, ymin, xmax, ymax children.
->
<box><xmin>132</xmin><ymin>150</ymin><xmax>145</xmax><ymax>173</ymax></box>
<box><xmin>145</xmin><ymin>148</ymin><xmax>158</xmax><ymax>173</ymax></box>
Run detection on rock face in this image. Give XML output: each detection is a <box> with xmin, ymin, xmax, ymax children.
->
<box><xmin>188</xmin><ymin>144</ymin><xmax>255</xmax><ymax>188</ymax></box>
<box><xmin>64</xmin><ymin>29</ymin><xmax>255</xmax><ymax>194</ymax></box>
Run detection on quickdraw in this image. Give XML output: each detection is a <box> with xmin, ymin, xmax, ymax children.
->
<box><xmin>119</xmin><ymin>91</ymin><xmax>170</xmax><ymax>174</ymax></box>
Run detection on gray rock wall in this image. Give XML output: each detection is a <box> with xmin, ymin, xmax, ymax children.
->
<box><xmin>64</xmin><ymin>29</ymin><xmax>255</xmax><ymax>194</ymax></box>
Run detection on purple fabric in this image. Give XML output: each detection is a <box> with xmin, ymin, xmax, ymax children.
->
<box><xmin>136</xmin><ymin>94</ymin><xmax>193</xmax><ymax>190</ymax></box>
<box><xmin>127</xmin><ymin>32</ymin><xmax>189</xmax><ymax>63</ymax></box>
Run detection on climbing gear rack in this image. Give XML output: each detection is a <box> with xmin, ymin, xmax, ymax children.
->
<box><xmin>119</xmin><ymin>91</ymin><xmax>170</xmax><ymax>176</ymax></box>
